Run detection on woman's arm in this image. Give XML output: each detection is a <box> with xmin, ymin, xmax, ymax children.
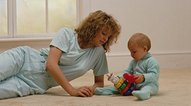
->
<box><xmin>46</xmin><ymin>47</ymin><xmax>92</xmax><ymax>97</ymax></box>
<box><xmin>91</xmin><ymin>75</ymin><xmax>104</xmax><ymax>93</ymax></box>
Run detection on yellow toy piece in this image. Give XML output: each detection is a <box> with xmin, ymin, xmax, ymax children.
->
<box><xmin>114</xmin><ymin>78</ymin><xmax>124</xmax><ymax>89</ymax></box>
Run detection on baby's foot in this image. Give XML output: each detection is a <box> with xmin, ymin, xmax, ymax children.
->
<box><xmin>132</xmin><ymin>90</ymin><xmax>150</xmax><ymax>100</ymax></box>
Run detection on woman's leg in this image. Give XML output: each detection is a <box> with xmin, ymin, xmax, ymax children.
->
<box><xmin>0</xmin><ymin>47</ymin><xmax>25</xmax><ymax>81</ymax></box>
<box><xmin>0</xmin><ymin>76</ymin><xmax>32</xmax><ymax>99</ymax></box>
<box><xmin>0</xmin><ymin>46</ymin><xmax>48</xmax><ymax>99</ymax></box>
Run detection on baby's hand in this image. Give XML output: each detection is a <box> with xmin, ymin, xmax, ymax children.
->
<box><xmin>106</xmin><ymin>73</ymin><xmax>113</xmax><ymax>80</ymax></box>
<box><xmin>134</xmin><ymin>74</ymin><xmax>145</xmax><ymax>84</ymax></box>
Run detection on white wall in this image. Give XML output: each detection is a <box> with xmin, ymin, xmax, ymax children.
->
<box><xmin>1</xmin><ymin>0</ymin><xmax>191</xmax><ymax>71</ymax></box>
<box><xmin>79</xmin><ymin>0</ymin><xmax>191</xmax><ymax>71</ymax></box>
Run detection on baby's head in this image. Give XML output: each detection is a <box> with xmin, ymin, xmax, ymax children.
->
<box><xmin>127</xmin><ymin>33</ymin><xmax>151</xmax><ymax>61</ymax></box>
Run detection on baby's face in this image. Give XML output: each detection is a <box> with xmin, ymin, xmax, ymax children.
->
<box><xmin>128</xmin><ymin>43</ymin><xmax>147</xmax><ymax>61</ymax></box>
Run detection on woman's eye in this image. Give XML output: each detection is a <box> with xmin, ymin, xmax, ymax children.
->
<box><xmin>102</xmin><ymin>32</ymin><xmax>106</xmax><ymax>35</ymax></box>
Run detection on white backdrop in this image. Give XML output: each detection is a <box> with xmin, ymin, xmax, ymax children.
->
<box><xmin>1</xmin><ymin>0</ymin><xmax>191</xmax><ymax>71</ymax></box>
<box><xmin>79</xmin><ymin>0</ymin><xmax>191</xmax><ymax>71</ymax></box>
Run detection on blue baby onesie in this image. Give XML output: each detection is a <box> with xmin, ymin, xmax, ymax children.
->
<box><xmin>95</xmin><ymin>53</ymin><xmax>159</xmax><ymax>100</ymax></box>
<box><xmin>0</xmin><ymin>27</ymin><xmax>108</xmax><ymax>99</ymax></box>
<box><xmin>124</xmin><ymin>53</ymin><xmax>159</xmax><ymax>100</ymax></box>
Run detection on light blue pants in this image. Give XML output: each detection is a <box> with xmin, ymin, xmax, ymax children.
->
<box><xmin>95</xmin><ymin>84</ymin><xmax>158</xmax><ymax>100</ymax></box>
<box><xmin>0</xmin><ymin>46</ymin><xmax>55</xmax><ymax>99</ymax></box>
<box><xmin>95</xmin><ymin>71</ymin><xmax>158</xmax><ymax>100</ymax></box>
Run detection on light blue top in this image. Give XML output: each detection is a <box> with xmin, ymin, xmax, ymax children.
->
<box><xmin>121</xmin><ymin>53</ymin><xmax>159</xmax><ymax>89</ymax></box>
<box><xmin>40</xmin><ymin>27</ymin><xmax>109</xmax><ymax>81</ymax></box>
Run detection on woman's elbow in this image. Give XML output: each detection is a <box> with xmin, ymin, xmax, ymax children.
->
<box><xmin>46</xmin><ymin>61</ymin><xmax>53</xmax><ymax>71</ymax></box>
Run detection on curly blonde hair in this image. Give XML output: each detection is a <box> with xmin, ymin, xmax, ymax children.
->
<box><xmin>75</xmin><ymin>10</ymin><xmax>121</xmax><ymax>52</ymax></box>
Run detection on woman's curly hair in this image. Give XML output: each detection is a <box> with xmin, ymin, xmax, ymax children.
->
<box><xmin>75</xmin><ymin>10</ymin><xmax>121</xmax><ymax>52</ymax></box>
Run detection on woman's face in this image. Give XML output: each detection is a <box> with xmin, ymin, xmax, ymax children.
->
<box><xmin>92</xmin><ymin>27</ymin><xmax>111</xmax><ymax>47</ymax></box>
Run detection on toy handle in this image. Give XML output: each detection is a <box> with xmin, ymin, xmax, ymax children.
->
<box><xmin>123</xmin><ymin>73</ymin><xmax>138</xmax><ymax>83</ymax></box>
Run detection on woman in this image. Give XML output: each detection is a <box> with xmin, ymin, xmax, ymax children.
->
<box><xmin>0</xmin><ymin>10</ymin><xmax>121</xmax><ymax>99</ymax></box>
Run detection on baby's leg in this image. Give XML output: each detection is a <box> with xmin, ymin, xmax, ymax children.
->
<box><xmin>94</xmin><ymin>85</ymin><xmax>120</xmax><ymax>95</ymax></box>
<box><xmin>0</xmin><ymin>47</ymin><xmax>25</xmax><ymax>81</ymax></box>
<box><xmin>132</xmin><ymin>86</ymin><xmax>152</xmax><ymax>100</ymax></box>
<box><xmin>0</xmin><ymin>76</ymin><xmax>32</xmax><ymax>99</ymax></box>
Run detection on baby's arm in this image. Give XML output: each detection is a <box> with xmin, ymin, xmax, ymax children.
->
<box><xmin>134</xmin><ymin>75</ymin><xmax>145</xmax><ymax>84</ymax></box>
<box><xmin>124</xmin><ymin>60</ymin><xmax>134</xmax><ymax>73</ymax></box>
<box><xmin>142</xmin><ymin>59</ymin><xmax>159</xmax><ymax>84</ymax></box>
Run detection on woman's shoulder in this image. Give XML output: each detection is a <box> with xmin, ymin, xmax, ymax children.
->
<box><xmin>55</xmin><ymin>27</ymin><xmax>76</xmax><ymax>39</ymax></box>
<box><xmin>59</xmin><ymin>27</ymin><xmax>75</xmax><ymax>34</ymax></box>
<box><xmin>92</xmin><ymin>47</ymin><xmax>106</xmax><ymax>56</ymax></box>
<box><xmin>59</xmin><ymin>27</ymin><xmax>73</xmax><ymax>31</ymax></box>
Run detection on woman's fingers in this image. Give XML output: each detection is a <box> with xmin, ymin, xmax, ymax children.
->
<box><xmin>78</xmin><ymin>87</ymin><xmax>93</xmax><ymax>97</ymax></box>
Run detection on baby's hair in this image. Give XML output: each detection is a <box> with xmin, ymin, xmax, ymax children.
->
<box><xmin>75</xmin><ymin>10</ymin><xmax>121</xmax><ymax>52</ymax></box>
<box><xmin>128</xmin><ymin>33</ymin><xmax>151</xmax><ymax>51</ymax></box>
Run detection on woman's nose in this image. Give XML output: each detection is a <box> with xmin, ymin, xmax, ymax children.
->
<box><xmin>103</xmin><ymin>36</ymin><xmax>108</xmax><ymax>42</ymax></box>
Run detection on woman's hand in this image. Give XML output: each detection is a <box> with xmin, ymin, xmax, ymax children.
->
<box><xmin>70</xmin><ymin>75</ymin><xmax>104</xmax><ymax>97</ymax></box>
<box><xmin>70</xmin><ymin>86</ymin><xmax>93</xmax><ymax>97</ymax></box>
<box><xmin>134</xmin><ymin>74</ymin><xmax>145</xmax><ymax>84</ymax></box>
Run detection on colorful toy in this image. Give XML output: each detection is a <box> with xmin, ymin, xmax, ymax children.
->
<box><xmin>107</xmin><ymin>73</ymin><xmax>138</xmax><ymax>96</ymax></box>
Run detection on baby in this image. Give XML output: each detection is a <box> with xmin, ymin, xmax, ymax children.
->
<box><xmin>95</xmin><ymin>33</ymin><xmax>160</xmax><ymax>100</ymax></box>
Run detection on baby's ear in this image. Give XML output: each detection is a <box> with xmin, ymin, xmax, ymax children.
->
<box><xmin>144</xmin><ymin>46</ymin><xmax>148</xmax><ymax>51</ymax></box>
